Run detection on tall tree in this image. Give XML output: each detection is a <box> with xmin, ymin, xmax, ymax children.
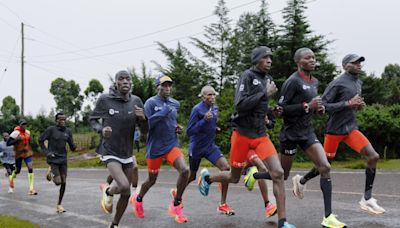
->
<box><xmin>155</xmin><ymin>42</ymin><xmax>208</xmax><ymax>123</ymax></box>
<box><xmin>191</xmin><ymin>0</ymin><xmax>232</xmax><ymax>91</ymax></box>
<box><xmin>49</xmin><ymin>78</ymin><xmax>83</xmax><ymax>126</ymax></box>
<box><xmin>227</xmin><ymin>0</ymin><xmax>277</xmax><ymax>78</ymax></box>
<box><xmin>272</xmin><ymin>0</ymin><xmax>337</xmax><ymax>90</ymax></box>
<box><xmin>381</xmin><ymin>63</ymin><xmax>400</xmax><ymax>80</ymax></box>
<box><xmin>0</xmin><ymin>96</ymin><xmax>20</xmax><ymax>133</ymax></box>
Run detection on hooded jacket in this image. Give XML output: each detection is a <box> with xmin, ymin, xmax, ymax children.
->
<box><xmin>322</xmin><ymin>72</ymin><xmax>362</xmax><ymax>135</ymax></box>
<box><xmin>90</xmin><ymin>86</ymin><xmax>144</xmax><ymax>160</ymax></box>
<box><xmin>231</xmin><ymin>66</ymin><xmax>272</xmax><ymax>138</ymax></box>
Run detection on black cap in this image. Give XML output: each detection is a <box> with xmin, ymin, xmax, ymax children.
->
<box><xmin>19</xmin><ymin>119</ymin><xmax>27</xmax><ymax>125</ymax></box>
<box><xmin>342</xmin><ymin>54</ymin><xmax>365</xmax><ymax>66</ymax></box>
<box><xmin>251</xmin><ymin>46</ymin><xmax>272</xmax><ymax>65</ymax></box>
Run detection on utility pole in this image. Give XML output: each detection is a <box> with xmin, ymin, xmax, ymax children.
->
<box><xmin>21</xmin><ymin>22</ymin><xmax>24</xmax><ymax>117</ymax></box>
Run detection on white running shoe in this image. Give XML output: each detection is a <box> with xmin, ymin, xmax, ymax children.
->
<box><xmin>8</xmin><ymin>187</ymin><xmax>14</xmax><ymax>193</ymax></box>
<box><xmin>359</xmin><ymin>197</ymin><xmax>386</xmax><ymax>214</ymax></box>
<box><xmin>292</xmin><ymin>174</ymin><xmax>305</xmax><ymax>199</ymax></box>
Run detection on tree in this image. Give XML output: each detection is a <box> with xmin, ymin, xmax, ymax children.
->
<box><xmin>84</xmin><ymin>79</ymin><xmax>104</xmax><ymax>105</ymax></box>
<box><xmin>381</xmin><ymin>63</ymin><xmax>400</xmax><ymax>80</ymax></box>
<box><xmin>0</xmin><ymin>96</ymin><xmax>20</xmax><ymax>133</ymax></box>
<box><xmin>227</xmin><ymin>0</ymin><xmax>278</xmax><ymax>79</ymax></box>
<box><xmin>272</xmin><ymin>0</ymin><xmax>337</xmax><ymax>90</ymax></box>
<box><xmin>155</xmin><ymin>42</ymin><xmax>208</xmax><ymax>124</ymax></box>
<box><xmin>191</xmin><ymin>0</ymin><xmax>233</xmax><ymax>91</ymax></box>
<box><xmin>49</xmin><ymin>78</ymin><xmax>83</xmax><ymax>126</ymax></box>
<box><xmin>129</xmin><ymin>63</ymin><xmax>156</xmax><ymax>102</ymax></box>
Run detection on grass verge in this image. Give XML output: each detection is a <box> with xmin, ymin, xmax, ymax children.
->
<box><xmin>0</xmin><ymin>216</ymin><xmax>40</xmax><ymax>228</ymax></box>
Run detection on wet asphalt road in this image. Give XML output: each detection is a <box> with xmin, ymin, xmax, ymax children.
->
<box><xmin>0</xmin><ymin>168</ymin><xmax>399</xmax><ymax>228</ymax></box>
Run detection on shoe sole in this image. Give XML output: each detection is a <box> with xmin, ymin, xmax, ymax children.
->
<box><xmin>359</xmin><ymin>204</ymin><xmax>385</xmax><ymax>215</ymax></box>
<box><xmin>322</xmin><ymin>226</ymin><xmax>347</xmax><ymax>228</ymax></box>
<box><xmin>218</xmin><ymin>210</ymin><xmax>235</xmax><ymax>216</ymax></box>
<box><xmin>100</xmin><ymin>185</ymin><xmax>112</xmax><ymax>214</ymax></box>
<box><xmin>168</xmin><ymin>208</ymin><xmax>188</xmax><ymax>223</ymax></box>
<box><xmin>265</xmin><ymin>208</ymin><xmax>277</xmax><ymax>218</ymax></box>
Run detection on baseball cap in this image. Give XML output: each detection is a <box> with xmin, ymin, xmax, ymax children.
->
<box><xmin>155</xmin><ymin>75</ymin><xmax>173</xmax><ymax>86</ymax></box>
<box><xmin>19</xmin><ymin>119</ymin><xmax>27</xmax><ymax>125</ymax></box>
<box><xmin>342</xmin><ymin>54</ymin><xmax>365</xmax><ymax>66</ymax></box>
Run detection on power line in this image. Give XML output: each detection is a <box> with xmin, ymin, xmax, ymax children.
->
<box><xmin>25</xmin><ymin>0</ymin><xmax>261</xmax><ymax>58</ymax></box>
<box><xmin>28</xmin><ymin>31</ymin><xmax>204</xmax><ymax>63</ymax></box>
<box><xmin>0</xmin><ymin>37</ymin><xmax>20</xmax><ymax>85</ymax></box>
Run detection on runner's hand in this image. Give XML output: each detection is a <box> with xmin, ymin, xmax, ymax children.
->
<box><xmin>348</xmin><ymin>94</ymin><xmax>363</xmax><ymax>108</ymax></box>
<box><xmin>102</xmin><ymin>126</ymin><xmax>112</xmax><ymax>138</ymax></box>
<box><xmin>176</xmin><ymin>125</ymin><xmax>183</xmax><ymax>134</ymax></box>
<box><xmin>134</xmin><ymin>105</ymin><xmax>146</xmax><ymax>120</ymax></box>
<box><xmin>308</xmin><ymin>96</ymin><xmax>322</xmax><ymax>111</ymax></box>
<box><xmin>266</xmin><ymin>79</ymin><xmax>278</xmax><ymax>97</ymax></box>
<box><xmin>204</xmin><ymin>111</ymin><xmax>213</xmax><ymax>121</ymax></box>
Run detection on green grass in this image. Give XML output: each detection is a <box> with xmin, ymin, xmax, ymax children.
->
<box><xmin>0</xmin><ymin>216</ymin><xmax>40</xmax><ymax>228</ymax></box>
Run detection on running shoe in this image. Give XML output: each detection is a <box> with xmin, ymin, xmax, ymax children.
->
<box><xmin>281</xmin><ymin>222</ymin><xmax>296</xmax><ymax>228</ymax></box>
<box><xmin>130</xmin><ymin>193</ymin><xmax>144</xmax><ymax>218</ymax></box>
<box><xmin>217</xmin><ymin>203</ymin><xmax>235</xmax><ymax>216</ymax></box>
<box><xmin>243</xmin><ymin>166</ymin><xmax>257</xmax><ymax>191</ymax></box>
<box><xmin>46</xmin><ymin>166</ymin><xmax>52</xmax><ymax>182</ymax></box>
<box><xmin>292</xmin><ymin>174</ymin><xmax>305</xmax><ymax>199</ymax></box>
<box><xmin>359</xmin><ymin>197</ymin><xmax>386</xmax><ymax>214</ymax></box>
<box><xmin>56</xmin><ymin>205</ymin><xmax>66</xmax><ymax>213</ymax></box>
<box><xmin>8</xmin><ymin>187</ymin><xmax>13</xmax><ymax>193</ymax></box>
<box><xmin>170</xmin><ymin>188</ymin><xmax>183</xmax><ymax>208</ymax></box>
<box><xmin>321</xmin><ymin>214</ymin><xmax>347</xmax><ymax>228</ymax></box>
<box><xmin>109</xmin><ymin>223</ymin><xmax>119</xmax><ymax>228</ymax></box>
<box><xmin>265</xmin><ymin>202</ymin><xmax>277</xmax><ymax>217</ymax></box>
<box><xmin>28</xmin><ymin>189</ymin><xmax>38</xmax><ymax>195</ymax></box>
<box><xmin>100</xmin><ymin>183</ymin><xmax>113</xmax><ymax>214</ymax></box>
<box><xmin>198</xmin><ymin>168</ymin><xmax>210</xmax><ymax>196</ymax></box>
<box><xmin>168</xmin><ymin>201</ymin><xmax>188</xmax><ymax>223</ymax></box>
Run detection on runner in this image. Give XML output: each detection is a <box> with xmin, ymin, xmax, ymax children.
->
<box><xmin>7</xmin><ymin>119</ymin><xmax>38</xmax><ymax>195</ymax></box>
<box><xmin>105</xmin><ymin>155</ymin><xmax>139</xmax><ymax>191</ymax></box>
<box><xmin>197</xmin><ymin>46</ymin><xmax>294</xmax><ymax>228</ymax></box>
<box><xmin>90</xmin><ymin>70</ymin><xmax>146</xmax><ymax>228</ymax></box>
<box><xmin>131</xmin><ymin>75</ymin><xmax>189</xmax><ymax>223</ymax></box>
<box><xmin>39</xmin><ymin>112</ymin><xmax>76</xmax><ymax>213</ymax></box>
<box><xmin>0</xmin><ymin>132</ymin><xmax>15</xmax><ymax>193</ymax></box>
<box><xmin>292</xmin><ymin>54</ymin><xmax>385</xmax><ymax>215</ymax></box>
<box><xmin>182</xmin><ymin>85</ymin><xmax>234</xmax><ymax>215</ymax></box>
<box><xmin>270</xmin><ymin>47</ymin><xmax>346</xmax><ymax>228</ymax></box>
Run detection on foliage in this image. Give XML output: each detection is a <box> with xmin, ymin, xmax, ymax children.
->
<box><xmin>0</xmin><ymin>96</ymin><xmax>20</xmax><ymax>133</ymax></box>
<box><xmin>49</xmin><ymin>78</ymin><xmax>84</xmax><ymax>126</ymax></box>
<box><xmin>0</xmin><ymin>216</ymin><xmax>40</xmax><ymax>228</ymax></box>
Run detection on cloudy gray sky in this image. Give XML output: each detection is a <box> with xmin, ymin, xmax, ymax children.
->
<box><xmin>0</xmin><ymin>0</ymin><xmax>398</xmax><ymax>116</ymax></box>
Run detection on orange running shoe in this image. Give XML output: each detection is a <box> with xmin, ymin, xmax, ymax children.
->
<box><xmin>168</xmin><ymin>201</ymin><xmax>188</xmax><ymax>223</ymax></box>
<box><xmin>130</xmin><ymin>193</ymin><xmax>144</xmax><ymax>218</ymax></box>
<box><xmin>218</xmin><ymin>203</ymin><xmax>235</xmax><ymax>216</ymax></box>
<box><xmin>265</xmin><ymin>202</ymin><xmax>277</xmax><ymax>217</ymax></box>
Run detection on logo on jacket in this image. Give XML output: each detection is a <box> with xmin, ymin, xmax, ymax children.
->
<box><xmin>239</xmin><ymin>84</ymin><xmax>244</xmax><ymax>92</ymax></box>
<box><xmin>109</xmin><ymin>109</ymin><xmax>119</xmax><ymax>115</ymax></box>
<box><xmin>302</xmin><ymin>84</ymin><xmax>311</xmax><ymax>90</ymax></box>
<box><xmin>253</xmin><ymin>79</ymin><xmax>260</xmax><ymax>85</ymax></box>
<box><xmin>154</xmin><ymin>106</ymin><xmax>162</xmax><ymax>111</ymax></box>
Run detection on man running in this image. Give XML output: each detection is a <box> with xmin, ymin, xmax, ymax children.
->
<box><xmin>263</xmin><ymin>47</ymin><xmax>345</xmax><ymax>228</ymax></box>
<box><xmin>39</xmin><ymin>112</ymin><xmax>76</xmax><ymax>213</ymax></box>
<box><xmin>292</xmin><ymin>54</ymin><xmax>385</xmax><ymax>214</ymax></box>
<box><xmin>7</xmin><ymin>119</ymin><xmax>38</xmax><ymax>195</ymax></box>
<box><xmin>198</xmin><ymin>46</ymin><xmax>294</xmax><ymax>228</ymax></box>
<box><xmin>0</xmin><ymin>132</ymin><xmax>15</xmax><ymax>193</ymax></box>
<box><xmin>131</xmin><ymin>75</ymin><xmax>189</xmax><ymax>224</ymax></box>
<box><xmin>90</xmin><ymin>70</ymin><xmax>146</xmax><ymax>228</ymax></box>
<box><xmin>182</xmin><ymin>85</ymin><xmax>235</xmax><ymax>215</ymax></box>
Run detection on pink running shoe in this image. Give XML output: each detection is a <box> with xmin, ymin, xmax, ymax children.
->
<box><xmin>265</xmin><ymin>202</ymin><xmax>277</xmax><ymax>218</ymax></box>
<box><xmin>168</xmin><ymin>201</ymin><xmax>188</xmax><ymax>223</ymax></box>
<box><xmin>129</xmin><ymin>193</ymin><xmax>144</xmax><ymax>218</ymax></box>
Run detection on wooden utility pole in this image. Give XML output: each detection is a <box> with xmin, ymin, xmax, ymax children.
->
<box><xmin>21</xmin><ymin>22</ymin><xmax>24</xmax><ymax>116</ymax></box>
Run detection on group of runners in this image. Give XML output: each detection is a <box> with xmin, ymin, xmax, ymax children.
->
<box><xmin>0</xmin><ymin>45</ymin><xmax>386</xmax><ymax>228</ymax></box>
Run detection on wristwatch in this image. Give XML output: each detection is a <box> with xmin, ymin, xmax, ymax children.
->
<box><xmin>303</xmin><ymin>102</ymin><xmax>310</xmax><ymax>113</ymax></box>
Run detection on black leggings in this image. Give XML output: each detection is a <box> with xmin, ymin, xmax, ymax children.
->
<box><xmin>3</xmin><ymin>163</ymin><xmax>15</xmax><ymax>176</ymax></box>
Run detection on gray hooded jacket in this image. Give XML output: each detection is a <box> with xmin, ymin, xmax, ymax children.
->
<box><xmin>90</xmin><ymin>86</ymin><xmax>144</xmax><ymax>159</ymax></box>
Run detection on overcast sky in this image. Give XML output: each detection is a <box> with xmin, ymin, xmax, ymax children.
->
<box><xmin>0</xmin><ymin>0</ymin><xmax>398</xmax><ymax>116</ymax></box>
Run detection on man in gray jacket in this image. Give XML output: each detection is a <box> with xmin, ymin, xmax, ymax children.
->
<box><xmin>90</xmin><ymin>70</ymin><xmax>146</xmax><ymax>228</ymax></box>
<box><xmin>0</xmin><ymin>132</ymin><xmax>15</xmax><ymax>193</ymax></box>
